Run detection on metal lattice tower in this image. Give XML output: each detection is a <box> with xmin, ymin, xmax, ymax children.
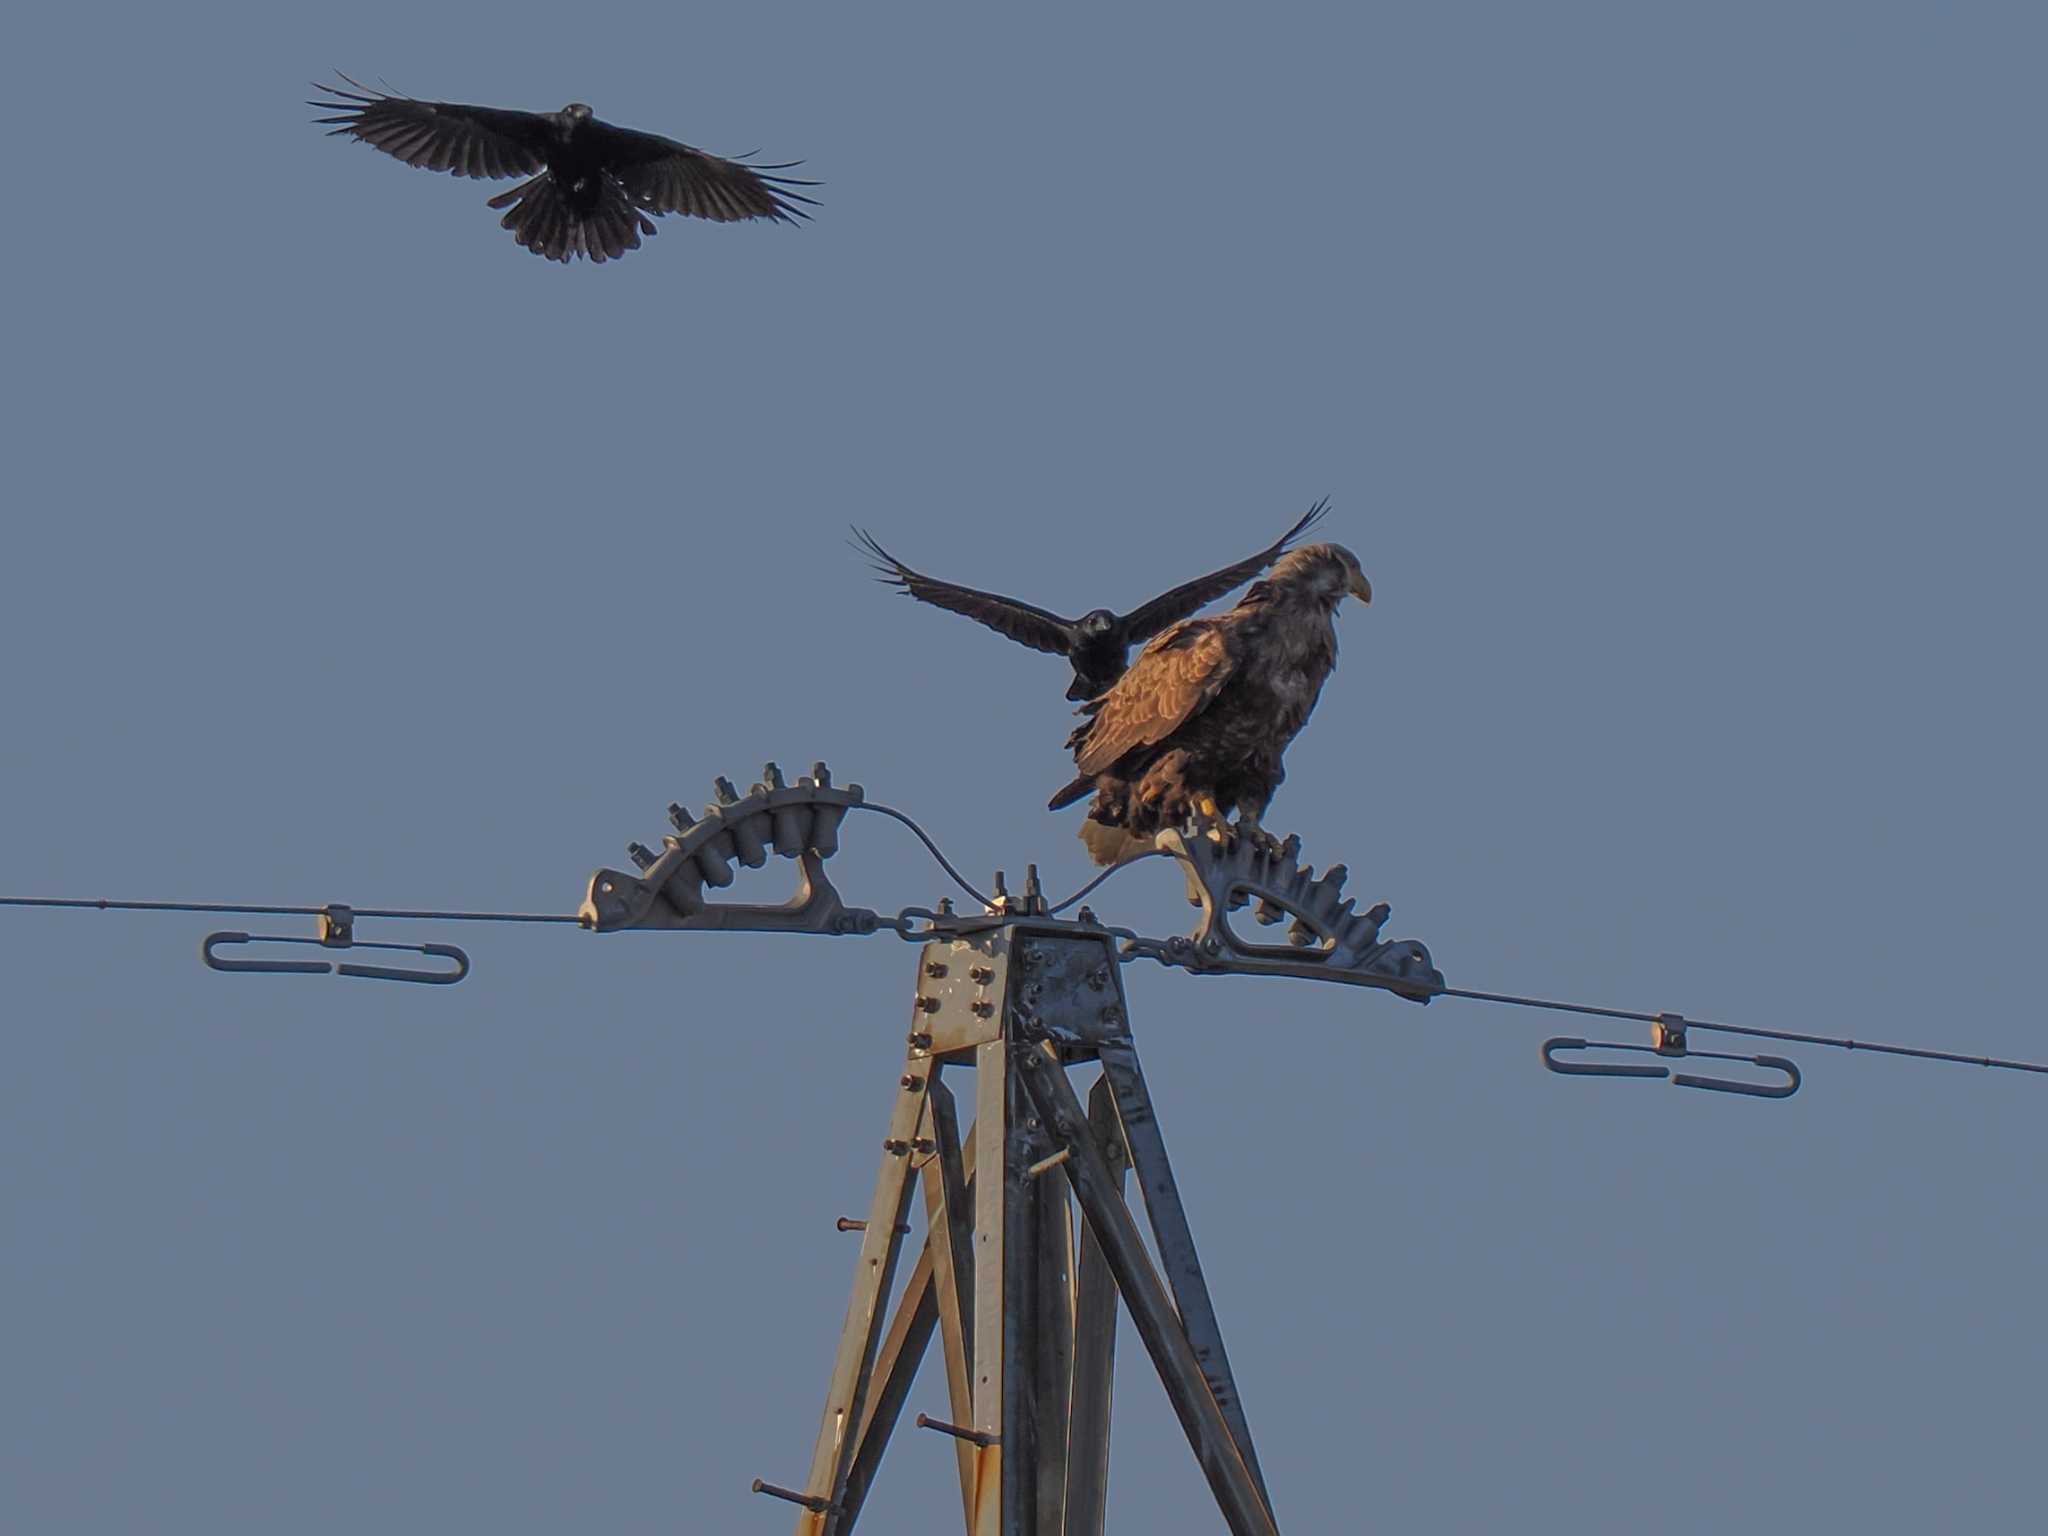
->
<box><xmin>581</xmin><ymin>762</ymin><xmax>1444</xmax><ymax>1535</ymax></box>
<box><xmin>764</xmin><ymin>917</ymin><xmax>1274</xmax><ymax>1535</ymax></box>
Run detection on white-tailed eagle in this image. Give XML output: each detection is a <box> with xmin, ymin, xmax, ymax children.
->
<box><xmin>1049</xmin><ymin>542</ymin><xmax>1373</xmax><ymax>865</ymax></box>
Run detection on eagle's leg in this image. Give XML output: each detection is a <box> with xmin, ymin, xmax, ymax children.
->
<box><xmin>1232</xmin><ymin>777</ymin><xmax>1284</xmax><ymax>857</ymax></box>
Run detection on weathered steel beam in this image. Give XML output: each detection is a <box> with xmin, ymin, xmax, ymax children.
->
<box><xmin>838</xmin><ymin>1093</ymin><xmax>986</xmax><ymax>1531</ymax></box>
<box><xmin>1001</xmin><ymin>1061</ymin><xmax>1042</xmax><ymax>1535</ymax></box>
<box><xmin>1016</xmin><ymin>1047</ymin><xmax>1279</xmax><ymax>1536</ymax></box>
<box><xmin>1063</xmin><ymin>1074</ymin><xmax>1129</xmax><ymax>1536</ymax></box>
<box><xmin>1032</xmin><ymin>1105</ymin><xmax>1075</xmax><ymax>1534</ymax></box>
<box><xmin>970</xmin><ymin>1039</ymin><xmax>1008</xmax><ymax>1536</ymax></box>
<box><xmin>793</xmin><ymin>1036</ymin><xmax>931</xmax><ymax>1536</ymax></box>
<box><xmin>1098</xmin><ymin>1037</ymin><xmax>1273</xmax><ymax>1510</ymax></box>
<box><xmin>921</xmin><ymin>1084</ymin><xmax>980</xmax><ymax>1528</ymax></box>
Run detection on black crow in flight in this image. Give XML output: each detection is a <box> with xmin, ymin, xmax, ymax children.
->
<box><xmin>310</xmin><ymin>75</ymin><xmax>815</xmax><ymax>264</ymax></box>
<box><xmin>854</xmin><ymin>500</ymin><xmax>1331</xmax><ymax>701</ymax></box>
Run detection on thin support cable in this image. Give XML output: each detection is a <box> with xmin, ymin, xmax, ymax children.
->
<box><xmin>0</xmin><ymin>895</ymin><xmax>582</xmax><ymax>925</ymax></box>
<box><xmin>7</xmin><ymin>879</ymin><xmax>2048</xmax><ymax>1077</ymax></box>
<box><xmin>1434</xmin><ymin>984</ymin><xmax>2048</xmax><ymax>1077</ymax></box>
<box><xmin>1048</xmin><ymin>850</ymin><xmax>1172</xmax><ymax>916</ymax></box>
<box><xmin>849</xmin><ymin>803</ymin><xmax>991</xmax><ymax>909</ymax></box>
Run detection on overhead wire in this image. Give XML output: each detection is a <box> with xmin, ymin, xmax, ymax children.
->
<box><xmin>1430</xmin><ymin>981</ymin><xmax>2048</xmax><ymax>1076</ymax></box>
<box><xmin>6</xmin><ymin>829</ymin><xmax>2047</xmax><ymax>1080</ymax></box>
<box><xmin>0</xmin><ymin>895</ymin><xmax>582</xmax><ymax>925</ymax></box>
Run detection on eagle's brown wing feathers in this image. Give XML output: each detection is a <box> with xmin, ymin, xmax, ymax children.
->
<box><xmin>1074</xmin><ymin>621</ymin><xmax>1237</xmax><ymax>777</ymax></box>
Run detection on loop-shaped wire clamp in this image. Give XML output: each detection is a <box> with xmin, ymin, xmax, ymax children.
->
<box><xmin>1541</xmin><ymin>1012</ymin><xmax>1801</xmax><ymax>1100</ymax></box>
<box><xmin>201</xmin><ymin>904</ymin><xmax>470</xmax><ymax>985</ymax></box>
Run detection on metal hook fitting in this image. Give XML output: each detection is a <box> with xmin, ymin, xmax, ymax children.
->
<box><xmin>201</xmin><ymin>904</ymin><xmax>470</xmax><ymax>985</ymax></box>
<box><xmin>1541</xmin><ymin>1013</ymin><xmax>1800</xmax><ymax>1100</ymax></box>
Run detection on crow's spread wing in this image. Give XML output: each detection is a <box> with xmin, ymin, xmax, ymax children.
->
<box><xmin>853</xmin><ymin>530</ymin><xmax>1075</xmax><ymax>655</ymax></box>
<box><xmin>1074</xmin><ymin>620</ymin><xmax>1238</xmax><ymax>777</ymax></box>
<box><xmin>582</xmin><ymin>121</ymin><xmax>818</xmax><ymax>224</ymax></box>
<box><xmin>311</xmin><ymin>75</ymin><xmax>550</xmax><ymax>180</ymax></box>
<box><xmin>1118</xmin><ymin>498</ymin><xmax>1332</xmax><ymax>641</ymax></box>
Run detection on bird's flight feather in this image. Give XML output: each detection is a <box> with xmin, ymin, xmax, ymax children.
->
<box><xmin>310</xmin><ymin>78</ymin><xmax>549</xmax><ymax>179</ymax></box>
<box><xmin>1118</xmin><ymin>497</ymin><xmax>1329</xmax><ymax>640</ymax></box>
<box><xmin>851</xmin><ymin>529</ymin><xmax>1076</xmax><ymax>655</ymax></box>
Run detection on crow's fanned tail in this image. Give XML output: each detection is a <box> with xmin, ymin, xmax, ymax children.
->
<box><xmin>486</xmin><ymin>173</ymin><xmax>659</xmax><ymax>264</ymax></box>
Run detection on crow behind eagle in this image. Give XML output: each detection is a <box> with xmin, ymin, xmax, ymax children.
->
<box><xmin>1049</xmin><ymin>542</ymin><xmax>1373</xmax><ymax>866</ymax></box>
<box><xmin>310</xmin><ymin>75</ymin><xmax>816</xmax><ymax>264</ymax></box>
<box><xmin>853</xmin><ymin>500</ymin><xmax>1329</xmax><ymax>701</ymax></box>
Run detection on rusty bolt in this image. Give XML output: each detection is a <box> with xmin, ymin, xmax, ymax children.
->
<box><xmin>913</xmin><ymin>1138</ymin><xmax>936</xmax><ymax>1155</ymax></box>
<box><xmin>925</xmin><ymin>960</ymin><xmax>948</xmax><ymax>978</ymax></box>
<box><xmin>969</xmin><ymin>965</ymin><xmax>994</xmax><ymax>985</ymax></box>
<box><xmin>915</xmin><ymin>996</ymin><xmax>940</xmax><ymax>1014</ymax></box>
<box><xmin>883</xmin><ymin>1139</ymin><xmax>911</xmax><ymax>1155</ymax></box>
<box><xmin>901</xmin><ymin>1074</ymin><xmax>924</xmax><ymax>1091</ymax></box>
<box><xmin>907</xmin><ymin>1032</ymin><xmax>933</xmax><ymax>1050</ymax></box>
<box><xmin>971</xmin><ymin>999</ymin><xmax>993</xmax><ymax>1018</ymax></box>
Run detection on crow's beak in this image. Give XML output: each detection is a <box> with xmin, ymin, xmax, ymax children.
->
<box><xmin>1348</xmin><ymin>571</ymin><xmax>1373</xmax><ymax>604</ymax></box>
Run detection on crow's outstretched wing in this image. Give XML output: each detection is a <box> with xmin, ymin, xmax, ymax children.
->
<box><xmin>853</xmin><ymin>530</ymin><xmax>1076</xmax><ymax>656</ymax></box>
<box><xmin>582</xmin><ymin>121</ymin><xmax>818</xmax><ymax>225</ymax></box>
<box><xmin>311</xmin><ymin>76</ymin><xmax>550</xmax><ymax>180</ymax></box>
<box><xmin>1117</xmin><ymin>498</ymin><xmax>1332</xmax><ymax>641</ymax></box>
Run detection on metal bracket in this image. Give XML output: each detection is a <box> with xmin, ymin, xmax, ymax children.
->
<box><xmin>580</xmin><ymin>761</ymin><xmax>884</xmax><ymax>935</ymax></box>
<box><xmin>1541</xmin><ymin>1013</ymin><xmax>1801</xmax><ymax>1100</ymax></box>
<box><xmin>1122</xmin><ymin>829</ymin><xmax>1443</xmax><ymax>1002</ymax></box>
<box><xmin>200</xmin><ymin>903</ymin><xmax>470</xmax><ymax>985</ymax></box>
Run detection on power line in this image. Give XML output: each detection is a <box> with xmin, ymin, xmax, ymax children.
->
<box><xmin>1433</xmin><ymin>983</ymin><xmax>2048</xmax><ymax>1077</ymax></box>
<box><xmin>6</xmin><ymin>888</ymin><xmax>2046</xmax><ymax>1080</ymax></box>
<box><xmin>0</xmin><ymin>895</ymin><xmax>581</xmax><ymax>925</ymax></box>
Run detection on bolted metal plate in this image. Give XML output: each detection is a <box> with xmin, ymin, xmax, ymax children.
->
<box><xmin>916</xmin><ymin>934</ymin><xmax>1012</xmax><ymax>1058</ymax></box>
<box><xmin>1007</xmin><ymin>932</ymin><xmax>1130</xmax><ymax>1052</ymax></box>
<box><xmin>913</xmin><ymin>926</ymin><xmax>1133</xmax><ymax>1061</ymax></box>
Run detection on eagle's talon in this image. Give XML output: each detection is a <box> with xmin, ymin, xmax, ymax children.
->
<box><xmin>1236</xmin><ymin>816</ymin><xmax>1283</xmax><ymax>859</ymax></box>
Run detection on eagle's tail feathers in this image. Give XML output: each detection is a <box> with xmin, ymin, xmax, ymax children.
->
<box><xmin>1047</xmin><ymin>775</ymin><xmax>1094</xmax><ymax>811</ymax></box>
<box><xmin>1079</xmin><ymin>819</ymin><xmax>1154</xmax><ymax>868</ymax></box>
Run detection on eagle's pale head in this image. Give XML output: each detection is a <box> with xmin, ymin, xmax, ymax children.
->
<box><xmin>1270</xmin><ymin>542</ymin><xmax>1372</xmax><ymax>608</ymax></box>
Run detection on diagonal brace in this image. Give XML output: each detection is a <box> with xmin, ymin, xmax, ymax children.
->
<box><xmin>1015</xmin><ymin>1051</ymin><xmax>1279</xmax><ymax>1536</ymax></box>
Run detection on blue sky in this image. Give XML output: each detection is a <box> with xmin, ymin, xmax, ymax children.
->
<box><xmin>3</xmin><ymin>3</ymin><xmax>2044</xmax><ymax>1531</ymax></box>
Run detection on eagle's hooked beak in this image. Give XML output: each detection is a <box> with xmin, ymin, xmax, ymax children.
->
<box><xmin>1348</xmin><ymin>571</ymin><xmax>1373</xmax><ymax>605</ymax></box>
